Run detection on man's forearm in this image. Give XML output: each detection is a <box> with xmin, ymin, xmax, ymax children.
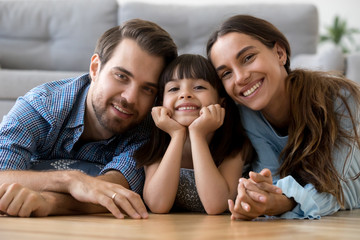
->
<box><xmin>41</xmin><ymin>191</ymin><xmax>107</xmax><ymax>216</ymax></box>
<box><xmin>0</xmin><ymin>170</ymin><xmax>76</xmax><ymax>192</ymax></box>
<box><xmin>0</xmin><ymin>169</ymin><xmax>147</xmax><ymax>218</ymax></box>
<box><xmin>41</xmin><ymin>171</ymin><xmax>131</xmax><ymax>215</ymax></box>
<box><xmin>0</xmin><ymin>169</ymin><xmax>130</xmax><ymax>196</ymax></box>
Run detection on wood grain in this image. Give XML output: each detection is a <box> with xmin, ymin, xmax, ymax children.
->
<box><xmin>1</xmin><ymin>209</ymin><xmax>359</xmax><ymax>240</ymax></box>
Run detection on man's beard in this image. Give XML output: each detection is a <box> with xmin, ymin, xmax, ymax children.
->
<box><xmin>91</xmin><ymin>95</ymin><xmax>139</xmax><ymax>136</ymax></box>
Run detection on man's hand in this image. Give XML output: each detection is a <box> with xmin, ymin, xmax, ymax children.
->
<box><xmin>0</xmin><ymin>183</ymin><xmax>51</xmax><ymax>217</ymax></box>
<box><xmin>0</xmin><ymin>169</ymin><xmax>148</xmax><ymax>219</ymax></box>
<box><xmin>66</xmin><ymin>171</ymin><xmax>148</xmax><ymax>219</ymax></box>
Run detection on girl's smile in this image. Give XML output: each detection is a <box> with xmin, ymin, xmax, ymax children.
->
<box><xmin>175</xmin><ymin>103</ymin><xmax>200</xmax><ymax>112</ymax></box>
<box><xmin>163</xmin><ymin>78</ymin><xmax>220</xmax><ymax>126</ymax></box>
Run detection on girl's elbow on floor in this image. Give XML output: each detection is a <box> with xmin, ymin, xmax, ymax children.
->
<box><xmin>202</xmin><ymin>199</ymin><xmax>229</xmax><ymax>215</ymax></box>
<box><xmin>146</xmin><ymin>202</ymin><xmax>172</xmax><ymax>214</ymax></box>
<box><xmin>204</xmin><ymin>205</ymin><xmax>226</xmax><ymax>215</ymax></box>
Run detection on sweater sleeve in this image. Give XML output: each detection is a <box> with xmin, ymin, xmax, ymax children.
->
<box><xmin>276</xmin><ymin>147</ymin><xmax>360</xmax><ymax>220</ymax></box>
<box><xmin>275</xmin><ymin>176</ymin><xmax>340</xmax><ymax>219</ymax></box>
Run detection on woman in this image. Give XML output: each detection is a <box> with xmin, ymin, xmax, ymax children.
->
<box><xmin>134</xmin><ymin>54</ymin><xmax>252</xmax><ymax>214</ymax></box>
<box><xmin>206</xmin><ymin>15</ymin><xmax>360</xmax><ymax>219</ymax></box>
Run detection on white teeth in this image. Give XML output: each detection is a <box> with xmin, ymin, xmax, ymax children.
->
<box><xmin>178</xmin><ymin>106</ymin><xmax>197</xmax><ymax>111</ymax></box>
<box><xmin>113</xmin><ymin>105</ymin><xmax>130</xmax><ymax>114</ymax></box>
<box><xmin>243</xmin><ymin>82</ymin><xmax>262</xmax><ymax>97</ymax></box>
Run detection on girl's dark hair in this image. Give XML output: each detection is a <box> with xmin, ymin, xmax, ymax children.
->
<box><xmin>135</xmin><ymin>54</ymin><xmax>250</xmax><ymax>167</ymax></box>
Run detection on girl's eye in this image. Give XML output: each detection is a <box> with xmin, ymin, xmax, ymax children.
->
<box><xmin>194</xmin><ymin>85</ymin><xmax>206</xmax><ymax>90</ymax></box>
<box><xmin>168</xmin><ymin>87</ymin><xmax>179</xmax><ymax>92</ymax></box>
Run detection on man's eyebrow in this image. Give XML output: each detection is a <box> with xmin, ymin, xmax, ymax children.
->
<box><xmin>215</xmin><ymin>46</ymin><xmax>255</xmax><ymax>72</ymax></box>
<box><xmin>112</xmin><ymin>66</ymin><xmax>158</xmax><ymax>88</ymax></box>
<box><xmin>113</xmin><ymin>66</ymin><xmax>134</xmax><ymax>78</ymax></box>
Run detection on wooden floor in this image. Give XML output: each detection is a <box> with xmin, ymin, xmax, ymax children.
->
<box><xmin>1</xmin><ymin>209</ymin><xmax>360</xmax><ymax>240</ymax></box>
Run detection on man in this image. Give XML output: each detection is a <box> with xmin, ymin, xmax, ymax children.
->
<box><xmin>0</xmin><ymin>19</ymin><xmax>177</xmax><ymax>218</ymax></box>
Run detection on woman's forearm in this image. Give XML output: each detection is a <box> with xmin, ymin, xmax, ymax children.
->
<box><xmin>265</xmin><ymin>193</ymin><xmax>297</xmax><ymax>216</ymax></box>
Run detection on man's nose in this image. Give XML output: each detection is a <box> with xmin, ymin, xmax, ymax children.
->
<box><xmin>122</xmin><ymin>85</ymin><xmax>138</xmax><ymax>105</ymax></box>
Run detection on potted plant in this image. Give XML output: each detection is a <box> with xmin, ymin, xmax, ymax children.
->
<box><xmin>320</xmin><ymin>15</ymin><xmax>360</xmax><ymax>54</ymax></box>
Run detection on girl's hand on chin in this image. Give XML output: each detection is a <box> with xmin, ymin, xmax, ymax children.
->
<box><xmin>151</xmin><ymin>106</ymin><xmax>185</xmax><ymax>137</ymax></box>
<box><xmin>189</xmin><ymin>104</ymin><xmax>225</xmax><ymax>137</ymax></box>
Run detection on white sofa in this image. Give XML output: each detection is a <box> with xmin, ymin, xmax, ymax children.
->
<box><xmin>1</xmin><ymin>0</ymin><xmax>359</xmax><ymax>119</ymax></box>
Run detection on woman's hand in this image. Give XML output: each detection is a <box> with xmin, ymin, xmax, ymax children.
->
<box><xmin>189</xmin><ymin>104</ymin><xmax>225</xmax><ymax>138</ymax></box>
<box><xmin>151</xmin><ymin>106</ymin><xmax>186</xmax><ymax>138</ymax></box>
<box><xmin>228</xmin><ymin>169</ymin><xmax>295</xmax><ymax>220</ymax></box>
<box><xmin>248</xmin><ymin>169</ymin><xmax>282</xmax><ymax>195</ymax></box>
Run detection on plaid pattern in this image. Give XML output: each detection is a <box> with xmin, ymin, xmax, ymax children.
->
<box><xmin>0</xmin><ymin>74</ymin><xmax>149</xmax><ymax>194</ymax></box>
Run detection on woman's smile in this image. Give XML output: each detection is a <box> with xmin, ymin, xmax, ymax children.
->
<box><xmin>241</xmin><ymin>79</ymin><xmax>263</xmax><ymax>97</ymax></box>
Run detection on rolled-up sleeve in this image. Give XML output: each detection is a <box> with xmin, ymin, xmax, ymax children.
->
<box><xmin>100</xmin><ymin>117</ymin><xmax>152</xmax><ymax>195</ymax></box>
<box><xmin>100</xmin><ymin>141</ymin><xmax>145</xmax><ymax>195</ymax></box>
<box><xmin>276</xmin><ymin>176</ymin><xmax>341</xmax><ymax>219</ymax></box>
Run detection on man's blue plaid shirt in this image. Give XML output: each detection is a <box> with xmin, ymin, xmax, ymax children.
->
<box><xmin>0</xmin><ymin>74</ymin><xmax>150</xmax><ymax>194</ymax></box>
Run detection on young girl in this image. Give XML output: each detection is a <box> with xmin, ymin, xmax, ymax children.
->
<box><xmin>207</xmin><ymin>14</ymin><xmax>360</xmax><ymax>219</ymax></box>
<box><xmin>135</xmin><ymin>54</ymin><xmax>251</xmax><ymax>214</ymax></box>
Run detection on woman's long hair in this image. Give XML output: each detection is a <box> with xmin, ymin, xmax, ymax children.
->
<box><xmin>207</xmin><ymin>14</ymin><xmax>360</xmax><ymax>206</ymax></box>
<box><xmin>284</xmin><ymin>70</ymin><xmax>360</xmax><ymax>206</ymax></box>
<box><xmin>134</xmin><ymin>54</ymin><xmax>250</xmax><ymax>168</ymax></box>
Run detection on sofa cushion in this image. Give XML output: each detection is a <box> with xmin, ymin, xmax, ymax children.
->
<box><xmin>0</xmin><ymin>0</ymin><xmax>117</xmax><ymax>71</ymax></box>
<box><xmin>0</xmin><ymin>69</ymin><xmax>86</xmax><ymax>100</ymax></box>
<box><xmin>292</xmin><ymin>42</ymin><xmax>345</xmax><ymax>72</ymax></box>
<box><xmin>118</xmin><ymin>2</ymin><xmax>318</xmax><ymax>58</ymax></box>
<box><xmin>0</xmin><ymin>100</ymin><xmax>16</xmax><ymax>122</ymax></box>
<box><xmin>346</xmin><ymin>52</ymin><xmax>360</xmax><ymax>83</ymax></box>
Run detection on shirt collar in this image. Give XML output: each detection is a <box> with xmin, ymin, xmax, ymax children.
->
<box><xmin>67</xmin><ymin>83</ymin><xmax>89</xmax><ymax>129</ymax></box>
